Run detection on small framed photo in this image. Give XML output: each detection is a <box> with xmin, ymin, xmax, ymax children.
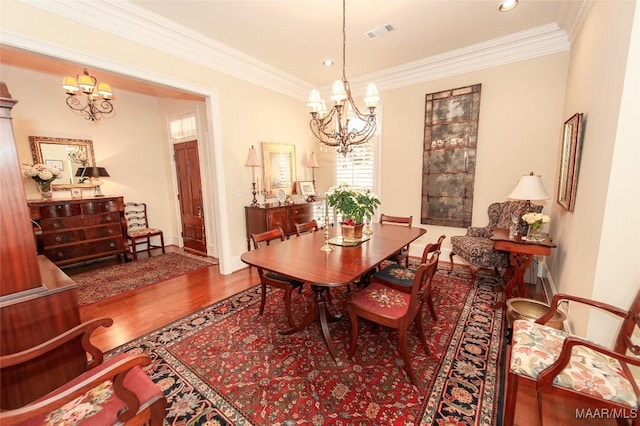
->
<box><xmin>71</xmin><ymin>188</ymin><xmax>82</xmax><ymax>199</ymax></box>
<box><xmin>298</xmin><ymin>181</ymin><xmax>315</xmax><ymax>197</ymax></box>
<box><xmin>45</xmin><ymin>159</ymin><xmax>64</xmax><ymax>171</ymax></box>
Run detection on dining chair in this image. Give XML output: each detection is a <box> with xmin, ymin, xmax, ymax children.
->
<box><xmin>504</xmin><ymin>289</ymin><xmax>640</xmax><ymax>425</ymax></box>
<box><xmin>371</xmin><ymin>235</ymin><xmax>445</xmax><ymax>321</ymax></box>
<box><xmin>348</xmin><ymin>251</ymin><xmax>439</xmax><ymax>389</ymax></box>
<box><xmin>0</xmin><ymin>318</ymin><xmax>166</xmax><ymax>425</ymax></box>
<box><xmin>379</xmin><ymin>214</ymin><xmax>413</xmax><ymax>267</ymax></box>
<box><xmin>294</xmin><ymin>219</ymin><xmax>318</xmax><ymax>236</ymax></box>
<box><xmin>124</xmin><ymin>201</ymin><xmax>166</xmax><ymax>261</ymax></box>
<box><xmin>251</xmin><ymin>227</ymin><xmax>305</xmax><ymax>327</ymax></box>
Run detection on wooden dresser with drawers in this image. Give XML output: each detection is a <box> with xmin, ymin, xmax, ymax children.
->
<box><xmin>28</xmin><ymin>196</ymin><xmax>132</xmax><ymax>267</ymax></box>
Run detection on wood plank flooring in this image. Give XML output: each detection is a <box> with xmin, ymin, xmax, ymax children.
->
<box><xmin>65</xmin><ymin>246</ymin><xmax>611</xmax><ymax>425</ymax></box>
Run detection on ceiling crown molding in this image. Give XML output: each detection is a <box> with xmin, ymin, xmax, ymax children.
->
<box><xmin>22</xmin><ymin>0</ymin><xmax>571</xmax><ymax>100</ymax></box>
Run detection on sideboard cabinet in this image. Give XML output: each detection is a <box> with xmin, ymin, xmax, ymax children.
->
<box><xmin>244</xmin><ymin>202</ymin><xmax>321</xmax><ymax>250</ymax></box>
<box><xmin>29</xmin><ymin>196</ymin><xmax>132</xmax><ymax>267</ymax></box>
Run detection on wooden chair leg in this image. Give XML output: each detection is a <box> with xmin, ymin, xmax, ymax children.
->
<box><xmin>149</xmin><ymin>397</ymin><xmax>167</xmax><ymax>426</ymax></box>
<box><xmin>470</xmin><ymin>266</ymin><xmax>479</xmax><ymax>284</ymax></box>
<box><xmin>449</xmin><ymin>251</ymin><xmax>456</xmax><ymax>270</ymax></box>
<box><xmin>503</xmin><ymin>371</ymin><xmax>518</xmax><ymax>426</ymax></box>
<box><xmin>258</xmin><ymin>283</ymin><xmax>267</xmax><ymax>315</ymax></box>
<box><xmin>398</xmin><ymin>327</ymin><xmax>421</xmax><ymax>389</ymax></box>
<box><xmin>132</xmin><ymin>239</ymin><xmax>139</xmax><ymax>261</ymax></box>
<box><xmin>414</xmin><ymin>311</ymin><xmax>430</xmax><ymax>356</ymax></box>
<box><xmin>426</xmin><ymin>292</ymin><xmax>438</xmax><ymax>322</ymax></box>
<box><xmin>160</xmin><ymin>233</ymin><xmax>165</xmax><ymax>254</ymax></box>
<box><xmin>348</xmin><ymin>311</ymin><xmax>359</xmax><ymax>358</ymax></box>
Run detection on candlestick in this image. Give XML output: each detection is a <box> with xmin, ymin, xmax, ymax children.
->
<box><xmin>321</xmin><ymin>199</ymin><xmax>334</xmax><ymax>252</ymax></box>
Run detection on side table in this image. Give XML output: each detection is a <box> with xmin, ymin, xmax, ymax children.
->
<box><xmin>491</xmin><ymin>228</ymin><xmax>557</xmax><ymax>309</ymax></box>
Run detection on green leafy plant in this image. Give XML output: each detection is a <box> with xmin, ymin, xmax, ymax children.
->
<box><xmin>326</xmin><ymin>183</ymin><xmax>380</xmax><ymax>224</ymax></box>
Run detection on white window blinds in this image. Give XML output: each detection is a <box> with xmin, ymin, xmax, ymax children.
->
<box><xmin>335</xmin><ymin>141</ymin><xmax>375</xmax><ymax>191</ymax></box>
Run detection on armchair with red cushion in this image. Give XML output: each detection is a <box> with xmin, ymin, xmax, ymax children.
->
<box><xmin>0</xmin><ymin>318</ymin><xmax>166</xmax><ymax>426</ymax></box>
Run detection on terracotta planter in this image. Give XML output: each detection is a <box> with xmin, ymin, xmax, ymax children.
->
<box><xmin>341</xmin><ymin>223</ymin><xmax>364</xmax><ymax>241</ymax></box>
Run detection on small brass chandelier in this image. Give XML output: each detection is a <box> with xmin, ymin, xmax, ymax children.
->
<box><xmin>62</xmin><ymin>68</ymin><xmax>114</xmax><ymax>121</ymax></box>
<box><xmin>306</xmin><ymin>0</ymin><xmax>380</xmax><ymax>156</ymax></box>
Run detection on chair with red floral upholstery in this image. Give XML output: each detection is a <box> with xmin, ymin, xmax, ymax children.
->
<box><xmin>348</xmin><ymin>251</ymin><xmax>439</xmax><ymax>389</ymax></box>
<box><xmin>449</xmin><ymin>200</ymin><xmax>541</xmax><ymax>284</ymax></box>
<box><xmin>504</xmin><ymin>289</ymin><xmax>640</xmax><ymax>425</ymax></box>
<box><xmin>0</xmin><ymin>317</ymin><xmax>166</xmax><ymax>425</ymax></box>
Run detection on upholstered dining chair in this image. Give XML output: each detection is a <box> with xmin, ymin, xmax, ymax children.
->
<box><xmin>0</xmin><ymin>317</ymin><xmax>166</xmax><ymax>425</ymax></box>
<box><xmin>504</xmin><ymin>290</ymin><xmax>640</xmax><ymax>425</ymax></box>
<box><xmin>124</xmin><ymin>201</ymin><xmax>166</xmax><ymax>261</ymax></box>
<box><xmin>294</xmin><ymin>219</ymin><xmax>318</xmax><ymax>236</ymax></box>
<box><xmin>372</xmin><ymin>235</ymin><xmax>445</xmax><ymax>321</ymax></box>
<box><xmin>251</xmin><ymin>227</ymin><xmax>305</xmax><ymax>327</ymax></box>
<box><xmin>348</xmin><ymin>252</ymin><xmax>439</xmax><ymax>389</ymax></box>
<box><xmin>449</xmin><ymin>200</ymin><xmax>541</xmax><ymax>284</ymax></box>
<box><xmin>379</xmin><ymin>214</ymin><xmax>413</xmax><ymax>267</ymax></box>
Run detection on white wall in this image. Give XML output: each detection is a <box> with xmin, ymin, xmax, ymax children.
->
<box><xmin>547</xmin><ymin>0</ymin><xmax>639</xmax><ymax>342</ymax></box>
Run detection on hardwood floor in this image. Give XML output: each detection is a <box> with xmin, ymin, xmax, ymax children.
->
<box><xmin>65</xmin><ymin>248</ymin><xmax>610</xmax><ymax>425</ymax></box>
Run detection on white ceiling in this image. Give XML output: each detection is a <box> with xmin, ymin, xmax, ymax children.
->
<box><xmin>1</xmin><ymin>0</ymin><xmax>586</xmax><ymax>99</ymax></box>
<box><xmin>128</xmin><ymin>0</ymin><xmax>583</xmax><ymax>86</ymax></box>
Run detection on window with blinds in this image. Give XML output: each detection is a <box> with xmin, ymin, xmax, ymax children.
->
<box><xmin>335</xmin><ymin>141</ymin><xmax>376</xmax><ymax>190</ymax></box>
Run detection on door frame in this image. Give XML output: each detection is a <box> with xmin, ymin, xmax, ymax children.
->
<box><xmin>3</xmin><ymin>34</ymin><xmax>234</xmax><ymax>274</ymax></box>
<box><xmin>167</xmin><ymin>112</ymin><xmax>211</xmax><ymax>256</ymax></box>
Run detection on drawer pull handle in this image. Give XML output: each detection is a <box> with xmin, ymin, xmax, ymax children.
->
<box><xmin>53</xmin><ymin>223</ymin><xmax>60</xmax><ymax>228</ymax></box>
<box><xmin>55</xmin><ymin>236</ymin><xmax>62</xmax><ymax>242</ymax></box>
<box><xmin>106</xmin><ymin>216</ymin><xmax>112</xmax><ymax>222</ymax></box>
<box><xmin>57</xmin><ymin>252</ymin><xmax>64</xmax><ymax>258</ymax></box>
<box><xmin>109</xmin><ymin>242</ymin><xmax>116</xmax><ymax>248</ymax></box>
<box><xmin>108</xmin><ymin>229</ymin><xmax>114</xmax><ymax>234</ymax></box>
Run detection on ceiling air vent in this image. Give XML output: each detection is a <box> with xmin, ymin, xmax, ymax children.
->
<box><xmin>365</xmin><ymin>24</ymin><xmax>395</xmax><ymax>40</ymax></box>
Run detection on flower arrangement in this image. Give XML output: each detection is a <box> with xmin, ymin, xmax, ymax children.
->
<box><xmin>522</xmin><ymin>212</ymin><xmax>550</xmax><ymax>240</ymax></box>
<box><xmin>22</xmin><ymin>163</ymin><xmax>62</xmax><ymax>197</ymax></box>
<box><xmin>326</xmin><ymin>183</ymin><xmax>380</xmax><ymax>224</ymax></box>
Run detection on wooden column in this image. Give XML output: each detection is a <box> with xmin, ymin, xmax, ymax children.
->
<box><xmin>0</xmin><ymin>82</ymin><xmax>85</xmax><ymax>409</ymax></box>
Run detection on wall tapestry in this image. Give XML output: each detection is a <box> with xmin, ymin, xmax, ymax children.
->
<box><xmin>421</xmin><ymin>84</ymin><xmax>481</xmax><ymax>228</ymax></box>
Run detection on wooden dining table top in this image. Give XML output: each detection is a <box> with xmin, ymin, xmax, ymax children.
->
<box><xmin>240</xmin><ymin>223</ymin><xmax>426</xmax><ymax>286</ymax></box>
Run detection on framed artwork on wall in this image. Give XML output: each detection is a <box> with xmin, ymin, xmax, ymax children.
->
<box><xmin>262</xmin><ymin>142</ymin><xmax>296</xmax><ymax>196</ymax></box>
<box><xmin>421</xmin><ymin>84</ymin><xmax>482</xmax><ymax>228</ymax></box>
<box><xmin>557</xmin><ymin>112</ymin><xmax>584</xmax><ymax>212</ymax></box>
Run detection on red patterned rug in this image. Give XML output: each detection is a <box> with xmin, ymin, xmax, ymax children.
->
<box><xmin>110</xmin><ymin>265</ymin><xmax>506</xmax><ymax>425</ymax></box>
<box><xmin>71</xmin><ymin>252</ymin><xmax>217</xmax><ymax>305</ymax></box>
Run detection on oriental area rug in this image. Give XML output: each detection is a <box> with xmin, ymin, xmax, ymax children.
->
<box><xmin>110</xmin><ymin>265</ymin><xmax>507</xmax><ymax>425</ymax></box>
<box><xmin>72</xmin><ymin>252</ymin><xmax>218</xmax><ymax>305</ymax></box>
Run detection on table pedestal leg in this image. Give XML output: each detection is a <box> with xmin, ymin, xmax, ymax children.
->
<box><xmin>493</xmin><ymin>252</ymin><xmax>533</xmax><ymax>309</ymax></box>
<box><xmin>279</xmin><ymin>285</ymin><xmax>342</xmax><ymax>364</ymax></box>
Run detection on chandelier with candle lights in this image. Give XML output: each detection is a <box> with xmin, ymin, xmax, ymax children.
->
<box><xmin>306</xmin><ymin>0</ymin><xmax>380</xmax><ymax>156</ymax></box>
<box><xmin>62</xmin><ymin>68</ymin><xmax>114</xmax><ymax>121</ymax></box>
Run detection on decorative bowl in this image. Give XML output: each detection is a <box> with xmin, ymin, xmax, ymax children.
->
<box><xmin>506</xmin><ymin>298</ymin><xmax>566</xmax><ymax>330</ymax></box>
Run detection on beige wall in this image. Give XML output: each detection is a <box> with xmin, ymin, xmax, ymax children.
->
<box><xmin>551</xmin><ymin>0</ymin><xmax>639</xmax><ymax>343</ymax></box>
<box><xmin>378</xmin><ymin>54</ymin><xmax>569</xmax><ymax>249</ymax></box>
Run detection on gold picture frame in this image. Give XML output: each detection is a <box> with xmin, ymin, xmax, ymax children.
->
<box><xmin>557</xmin><ymin>113</ymin><xmax>583</xmax><ymax>212</ymax></box>
<box><xmin>262</xmin><ymin>142</ymin><xmax>296</xmax><ymax>196</ymax></box>
<box><xmin>29</xmin><ymin>136</ymin><xmax>97</xmax><ymax>190</ymax></box>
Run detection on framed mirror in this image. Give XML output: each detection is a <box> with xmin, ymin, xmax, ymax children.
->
<box><xmin>557</xmin><ymin>113</ymin><xmax>583</xmax><ymax>212</ymax></box>
<box><xmin>262</xmin><ymin>142</ymin><xmax>296</xmax><ymax>196</ymax></box>
<box><xmin>29</xmin><ymin>136</ymin><xmax>97</xmax><ymax>190</ymax></box>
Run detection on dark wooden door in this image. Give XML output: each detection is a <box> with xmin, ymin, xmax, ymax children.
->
<box><xmin>173</xmin><ymin>140</ymin><xmax>206</xmax><ymax>254</ymax></box>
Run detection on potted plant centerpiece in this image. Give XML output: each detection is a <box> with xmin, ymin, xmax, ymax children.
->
<box><xmin>326</xmin><ymin>183</ymin><xmax>380</xmax><ymax>241</ymax></box>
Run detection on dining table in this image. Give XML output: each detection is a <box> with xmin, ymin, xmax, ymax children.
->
<box><xmin>240</xmin><ymin>222</ymin><xmax>426</xmax><ymax>364</ymax></box>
